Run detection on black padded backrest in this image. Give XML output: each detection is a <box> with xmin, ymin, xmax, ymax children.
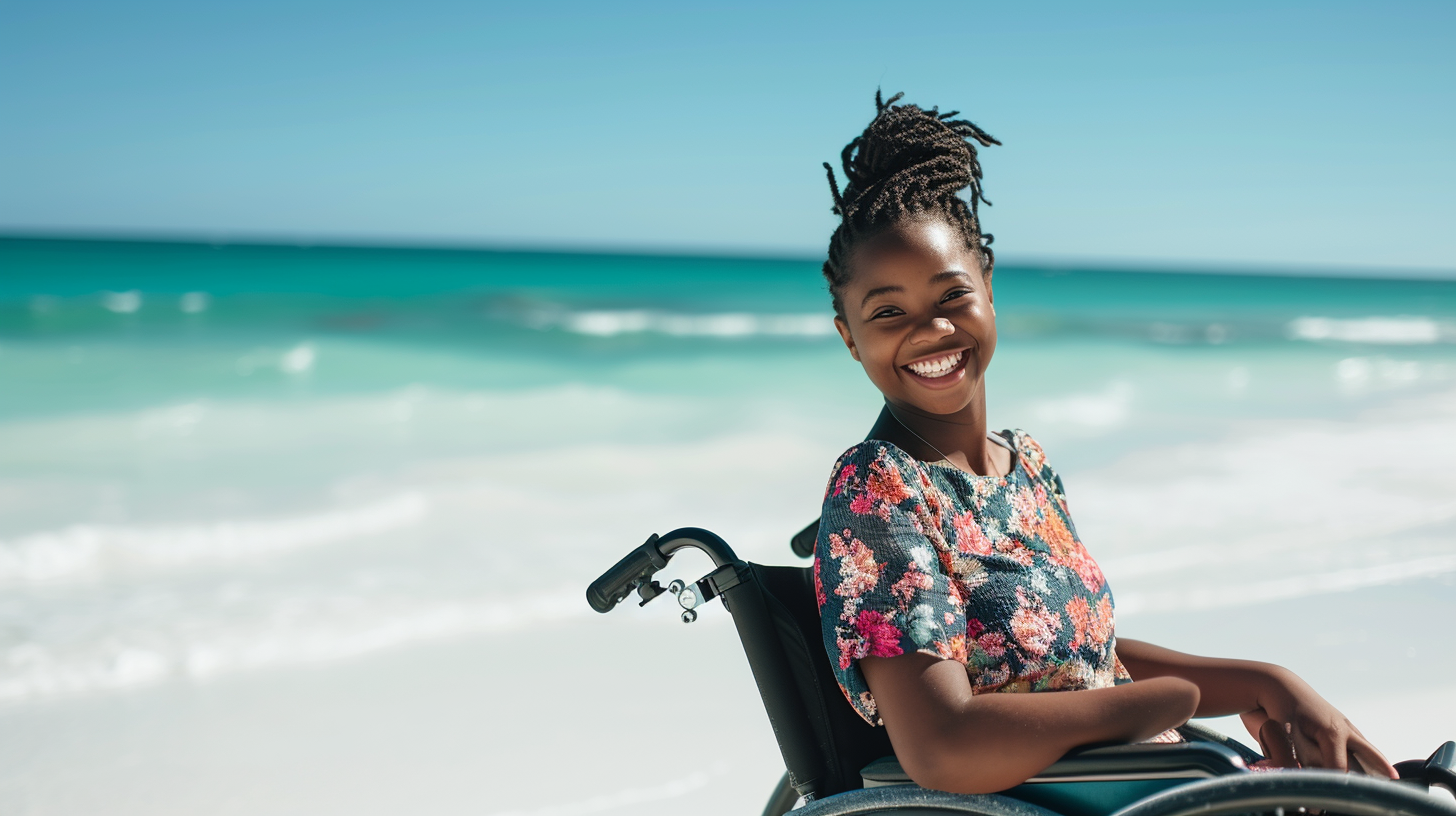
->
<box><xmin>750</xmin><ymin>564</ymin><xmax>893</xmax><ymax>797</ymax></box>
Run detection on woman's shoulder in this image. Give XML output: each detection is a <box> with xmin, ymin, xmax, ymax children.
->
<box><xmin>1001</xmin><ymin>428</ymin><xmax>1068</xmax><ymax>503</ymax></box>
<box><xmin>821</xmin><ymin>440</ymin><xmax>930</xmax><ymax>512</ymax></box>
<box><xmin>1001</xmin><ymin>428</ymin><xmax>1055</xmax><ymax>473</ymax></box>
<box><xmin>832</xmin><ymin>440</ymin><xmax>920</xmax><ymax>477</ymax></box>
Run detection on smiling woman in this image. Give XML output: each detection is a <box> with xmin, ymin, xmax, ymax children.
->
<box><xmin>834</xmin><ymin>222</ymin><xmax>999</xmax><ymax>450</ymax></box>
<box><xmin>812</xmin><ymin>92</ymin><xmax>1398</xmax><ymax>795</ymax></box>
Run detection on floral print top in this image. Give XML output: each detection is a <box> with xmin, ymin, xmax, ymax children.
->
<box><xmin>814</xmin><ymin>430</ymin><xmax>1129</xmax><ymax>726</ymax></box>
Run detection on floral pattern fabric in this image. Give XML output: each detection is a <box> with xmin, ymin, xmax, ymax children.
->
<box><xmin>814</xmin><ymin>430</ymin><xmax>1129</xmax><ymax>726</ymax></box>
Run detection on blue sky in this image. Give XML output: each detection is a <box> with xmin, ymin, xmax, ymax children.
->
<box><xmin>1</xmin><ymin>1</ymin><xmax>1452</xmax><ymax>272</ymax></box>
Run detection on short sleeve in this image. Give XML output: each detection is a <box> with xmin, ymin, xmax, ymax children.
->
<box><xmin>814</xmin><ymin>443</ymin><xmax>968</xmax><ymax>726</ymax></box>
<box><xmin>1013</xmin><ymin>430</ymin><xmax>1070</xmax><ymax>511</ymax></box>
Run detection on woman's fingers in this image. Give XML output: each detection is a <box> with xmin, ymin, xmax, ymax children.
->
<box><xmin>1320</xmin><ymin>730</ymin><xmax>1349</xmax><ymax>772</ymax></box>
<box><xmin>1248</xmin><ymin>704</ymin><xmax>1394</xmax><ymax>776</ymax></box>
<box><xmin>1291</xmin><ymin>723</ymin><xmax>1325</xmax><ymax>770</ymax></box>
<box><xmin>1259</xmin><ymin>718</ymin><xmax>1298</xmax><ymax>768</ymax></box>
<box><xmin>1242</xmin><ymin>709</ymin><xmax>1271</xmax><ymax>746</ymax></box>
<box><xmin>1349</xmin><ymin>734</ymin><xmax>1399</xmax><ymax>779</ymax></box>
<box><xmin>1254</xmin><ymin>726</ymin><xmax>1269</xmax><ymax>759</ymax></box>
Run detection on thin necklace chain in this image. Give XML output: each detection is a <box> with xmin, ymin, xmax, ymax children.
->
<box><xmin>885</xmin><ymin>403</ymin><xmax>1004</xmax><ymax>477</ymax></box>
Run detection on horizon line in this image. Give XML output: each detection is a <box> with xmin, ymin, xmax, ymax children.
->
<box><xmin>4</xmin><ymin>228</ymin><xmax>1454</xmax><ymax>283</ymax></box>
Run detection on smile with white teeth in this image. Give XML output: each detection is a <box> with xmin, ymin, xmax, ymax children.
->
<box><xmin>906</xmin><ymin>351</ymin><xmax>963</xmax><ymax>378</ymax></box>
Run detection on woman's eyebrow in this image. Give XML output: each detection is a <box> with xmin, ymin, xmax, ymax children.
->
<box><xmin>860</xmin><ymin>284</ymin><xmax>903</xmax><ymax>306</ymax></box>
<box><xmin>930</xmin><ymin>270</ymin><xmax>973</xmax><ymax>283</ymax></box>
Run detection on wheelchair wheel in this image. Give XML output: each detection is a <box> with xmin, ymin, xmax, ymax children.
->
<box><xmin>1109</xmin><ymin>770</ymin><xmax>1456</xmax><ymax>816</ymax></box>
<box><xmin>790</xmin><ymin>785</ymin><xmax>1063</xmax><ymax>816</ymax></box>
<box><xmin>763</xmin><ymin>772</ymin><xmax>800</xmax><ymax>816</ymax></box>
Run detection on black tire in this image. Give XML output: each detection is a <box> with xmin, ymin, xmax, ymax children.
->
<box><xmin>792</xmin><ymin>786</ymin><xmax>1063</xmax><ymax>816</ymax></box>
<box><xmin>1110</xmin><ymin>770</ymin><xmax>1456</xmax><ymax>816</ymax></box>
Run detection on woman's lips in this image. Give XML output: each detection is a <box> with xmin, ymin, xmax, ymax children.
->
<box><xmin>901</xmin><ymin>349</ymin><xmax>970</xmax><ymax>389</ymax></box>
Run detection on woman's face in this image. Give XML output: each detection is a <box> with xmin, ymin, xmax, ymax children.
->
<box><xmin>833</xmin><ymin>218</ymin><xmax>996</xmax><ymax>417</ymax></box>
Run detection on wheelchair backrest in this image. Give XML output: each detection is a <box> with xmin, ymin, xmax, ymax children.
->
<box><xmin>746</xmin><ymin>562</ymin><xmax>893</xmax><ymax>798</ymax></box>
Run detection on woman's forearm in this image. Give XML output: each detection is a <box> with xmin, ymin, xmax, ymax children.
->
<box><xmin>882</xmin><ymin>670</ymin><xmax>1200</xmax><ymax>793</ymax></box>
<box><xmin>1116</xmin><ymin>638</ymin><xmax>1288</xmax><ymax>718</ymax></box>
<box><xmin>1116</xmin><ymin>639</ymin><xmax>1397</xmax><ymax>776</ymax></box>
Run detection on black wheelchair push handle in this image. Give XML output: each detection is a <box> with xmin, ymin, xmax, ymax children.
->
<box><xmin>586</xmin><ymin>527</ymin><xmax>739</xmax><ymax>613</ymax></box>
<box><xmin>585</xmin><ymin>533</ymin><xmax>667</xmax><ymax>613</ymax></box>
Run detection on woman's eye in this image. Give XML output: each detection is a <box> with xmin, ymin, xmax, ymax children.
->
<box><xmin>871</xmin><ymin>307</ymin><xmax>903</xmax><ymax>320</ymax></box>
<box><xmin>941</xmin><ymin>289</ymin><xmax>971</xmax><ymax>303</ymax></box>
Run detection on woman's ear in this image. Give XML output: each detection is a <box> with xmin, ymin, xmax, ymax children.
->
<box><xmin>834</xmin><ymin>316</ymin><xmax>861</xmax><ymax>361</ymax></box>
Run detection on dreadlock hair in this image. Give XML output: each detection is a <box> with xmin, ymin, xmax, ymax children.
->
<box><xmin>822</xmin><ymin>91</ymin><xmax>1001</xmax><ymax>319</ymax></box>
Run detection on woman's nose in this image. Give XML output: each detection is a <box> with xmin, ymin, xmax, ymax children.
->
<box><xmin>912</xmin><ymin>316</ymin><xmax>956</xmax><ymax>342</ymax></box>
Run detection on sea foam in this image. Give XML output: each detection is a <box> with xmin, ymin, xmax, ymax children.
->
<box><xmin>528</xmin><ymin>308</ymin><xmax>836</xmax><ymax>338</ymax></box>
<box><xmin>1287</xmin><ymin>316</ymin><xmax>1453</xmax><ymax>344</ymax></box>
<box><xmin>0</xmin><ymin>493</ymin><xmax>428</xmax><ymax>585</ymax></box>
<box><xmin>0</xmin><ymin>590</ymin><xmax>585</xmax><ymax>703</ymax></box>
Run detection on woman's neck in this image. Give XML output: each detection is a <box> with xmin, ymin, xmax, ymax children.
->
<box><xmin>868</xmin><ymin>398</ymin><xmax>1007</xmax><ymax>477</ymax></box>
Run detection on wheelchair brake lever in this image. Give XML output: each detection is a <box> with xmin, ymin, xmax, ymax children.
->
<box><xmin>637</xmin><ymin>580</ymin><xmax>667</xmax><ymax>606</ymax></box>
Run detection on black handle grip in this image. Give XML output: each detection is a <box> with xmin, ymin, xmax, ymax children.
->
<box><xmin>585</xmin><ymin>528</ymin><xmax>742</xmax><ymax>613</ymax></box>
<box><xmin>789</xmin><ymin>518</ymin><xmax>819</xmax><ymax>559</ymax></box>
<box><xmin>586</xmin><ymin>534</ymin><xmax>666</xmax><ymax>613</ymax></box>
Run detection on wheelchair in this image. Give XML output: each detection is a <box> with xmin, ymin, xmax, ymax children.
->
<box><xmin>587</xmin><ymin>524</ymin><xmax>1456</xmax><ymax>816</ymax></box>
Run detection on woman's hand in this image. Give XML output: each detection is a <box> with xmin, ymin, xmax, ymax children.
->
<box><xmin>1115</xmin><ymin>638</ymin><xmax>1397</xmax><ymax>778</ymax></box>
<box><xmin>1241</xmin><ymin>669</ymin><xmax>1397</xmax><ymax>778</ymax></box>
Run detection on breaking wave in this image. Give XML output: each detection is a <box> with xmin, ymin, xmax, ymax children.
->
<box><xmin>0</xmin><ymin>493</ymin><xmax>429</xmax><ymax>585</ymax></box>
<box><xmin>1117</xmin><ymin>554</ymin><xmax>1456</xmax><ymax>616</ymax></box>
<box><xmin>0</xmin><ymin>591</ymin><xmax>585</xmax><ymax>704</ymax></box>
<box><xmin>526</xmin><ymin>308</ymin><xmax>836</xmax><ymax>338</ymax></box>
<box><xmin>1287</xmin><ymin>316</ymin><xmax>1455</xmax><ymax>344</ymax></box>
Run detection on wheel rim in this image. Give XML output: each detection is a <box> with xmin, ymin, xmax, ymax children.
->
<box><xmin>1109</xmin><ymin>770</ymin><xmax>1456</xmax><ymax>816</ymax></box>
<box><xmin>793</xmin><ymin>786</ymin><xmax>1063</xmax><ymax>816</ymax></box>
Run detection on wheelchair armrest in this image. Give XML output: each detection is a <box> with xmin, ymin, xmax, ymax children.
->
<box><xmin>1029</xmin><ymin>741</ymin><xmax>1249</xmax><ymax>781</ymax></box>
<box><xmin>861</xmin><ymin>741</ymin><xmax>1249</xmax><ymax>789</ymax></box>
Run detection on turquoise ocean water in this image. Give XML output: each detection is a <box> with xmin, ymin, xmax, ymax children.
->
<box><xmin>1</xmin><ymin>237</ymin><xmax>1454</xmax><ymax>815</ymax></box>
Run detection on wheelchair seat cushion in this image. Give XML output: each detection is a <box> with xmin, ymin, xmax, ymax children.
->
<box><xmin>815</xmin><ymin>431</ymin><xmax>1138</xmax><ymax>727</ymax></box>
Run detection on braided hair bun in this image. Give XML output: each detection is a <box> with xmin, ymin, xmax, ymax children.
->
<box><xmin>822</xmin><ymin>91</ymin><xmax>1000</xmax><ymax>317</ymax></box>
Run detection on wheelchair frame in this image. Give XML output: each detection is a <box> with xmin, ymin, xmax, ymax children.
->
<box><xmin>587</xmin><ymin>526</ymin><xmax>1456</xmax><ymax>816</ymax></box>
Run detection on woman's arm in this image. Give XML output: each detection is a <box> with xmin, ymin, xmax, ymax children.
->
<box><xmin>861</xmin><ymin>652</ymin><xmax>1200</xmax><ymax>794</ymax></box>
<box><xmin>1115</xmin><ymin>638</ymin><xmax>1396</xmax><ymax>777</ymax></box>
<box><xmin>1115</xmin><ymin>638</ymin><xmax>1279</xmax><ymax>718</ymax></box>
